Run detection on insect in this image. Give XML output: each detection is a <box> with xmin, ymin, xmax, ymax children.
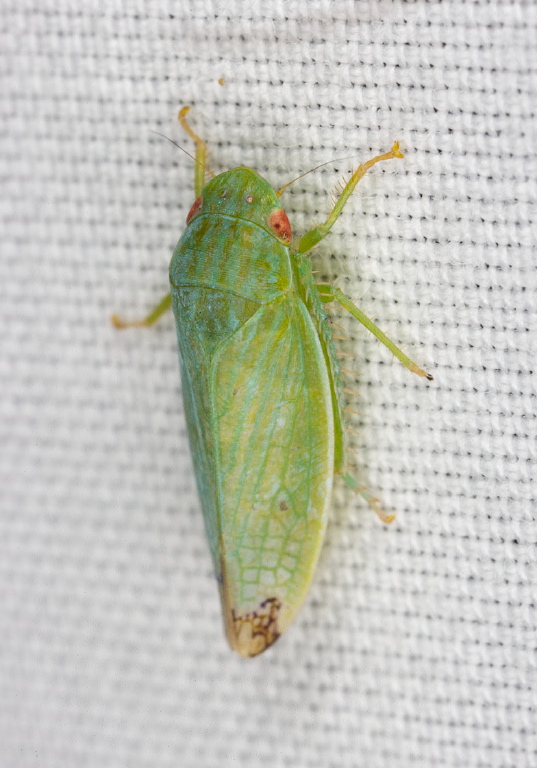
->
<box><xmin>113</xmin><ymin>107</ymin><xmax>432</xmax><ymax>658</ymax></box>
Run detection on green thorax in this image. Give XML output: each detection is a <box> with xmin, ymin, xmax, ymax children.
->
<box><xmin>170</xmin><ymin>168</ymin><xmax>293</xmax><ymax>305</ymax></box>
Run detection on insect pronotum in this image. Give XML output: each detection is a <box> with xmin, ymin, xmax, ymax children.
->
<box><xmin>113</xmin><ymin>107</ymin><xmax>432</xmax><ymax>658</ymax></box>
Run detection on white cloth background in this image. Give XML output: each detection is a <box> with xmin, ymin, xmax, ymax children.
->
<box><xmin>1</xmin><ymin>2</ymin><xmax>535</xmax><ymax>767</ymax></box>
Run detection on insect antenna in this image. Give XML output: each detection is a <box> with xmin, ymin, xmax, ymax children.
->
<box><xmin>150</xmin><ymin>130</ymin><xmax>216</xmax><ymax>179</ymax></box>
<box><xmin>276</xmin><ymin>155</ymin><xmax>359</xmax><ymax>197</ymax></box>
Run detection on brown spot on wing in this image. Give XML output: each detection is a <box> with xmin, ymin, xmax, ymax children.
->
<box><xmin>225</xmin><ymin>597</ymin><xmax>282</xmax><ymax>658</ymax></box>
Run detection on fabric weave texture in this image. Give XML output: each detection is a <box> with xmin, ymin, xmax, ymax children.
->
<box><xmin>1</xmin><ymin>2</ymin><xmax>535</xmax><ymax>767</ymax></box>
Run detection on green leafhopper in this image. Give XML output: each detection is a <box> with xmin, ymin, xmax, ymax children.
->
<box><xmin>113</xmin><ymin>107</ymin><xmax>432</xmax><ymax>658</ymax></box>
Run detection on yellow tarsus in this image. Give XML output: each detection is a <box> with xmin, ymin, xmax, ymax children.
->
<box><xmin>391</xmin><ymin>141</ymin><xmax>404</xmax><ymax>159</ymax></box>
<box><xmin>178</xmin><ymin>106</ymin><xmax>211</xmax><ymax>193</ymax></box>
<box><xmin>358</xmin><ymin>486</ymin><xmax>396</xmax><ymax>524</ymax></box>
<box><xmin>111</xmin><ymin>314</ymin><xmax>148</xmax><ymax>329</ymax></box>
<box><xmin>178</xmin><ymin>106</ymin><xmax>205</xmax><ymax>147</ymax></box>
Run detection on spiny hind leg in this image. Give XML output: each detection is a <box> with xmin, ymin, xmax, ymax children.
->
<box><xmin>342</xmin><ymin>473</ymin><xmax>395</xmax><ymax>524</ymax></box>
<box><xmin>317</xmin><ymin>283</ymin><xmax>432</xmax><ymax>380</ymax></box>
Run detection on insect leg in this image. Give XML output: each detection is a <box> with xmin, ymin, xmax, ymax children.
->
<box><xmin>317</xmin><ymin>283</ymin><xmax>432</xmax><ymax>380</ymax></box>
<box><xmin>178</xmin><ymin>106</ymin><xmax>208</xmax><ymax>197</ymax></box>
<box><xmin>298</xmin><ymin>143</ymin><xmax>403</xmax><ymax>254</ymax></box>
<box><xmin>342</xmin><ymin>474</ymin><xmax>395</xmax><ymax>524</ymax></box>
<box><xmin>111</xmin><ymin>292</ymin><xmax>172</xmax><ymax>329</ymax></box>
<box><xmin>112</xmin><ymin>108</ymin><xmax>207</xmax><ymax>330</ymax></box>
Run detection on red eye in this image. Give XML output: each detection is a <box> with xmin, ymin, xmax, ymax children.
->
<box><xmin>186</xmin><ymin>196</ymin><xmax>202</xmax><ymax>223</ymax></box>
<box><xmin>268</xmin><ymin>208</ymin><xmax>292</xmax><ymax>243</ymax></box>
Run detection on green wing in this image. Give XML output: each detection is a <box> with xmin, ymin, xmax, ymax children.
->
<box><xmin>212</xmin><ymin>296</ymin><xmax>334</xmax><ymax>656</ymax></box>
<box><xmin>172</xmin><ymin>285</ymin><xmax>261</xmax><ymax>563</ymax></box>
<box><xmin>172</xmin><ymin>287</ymin><xmax>334</xmax><ymax>657</ymax></box>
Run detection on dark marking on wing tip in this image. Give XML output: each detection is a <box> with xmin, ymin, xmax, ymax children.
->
<box><xmin>279</xmin><ymin>500</ymin><xmax>289</xmax><ymax>511</ymax></box>
<box><xmin>268</xmin><ymin>208</ymin><xmax>292</xmax><ymax>243</ymax></box>
<box><xmin>186</xmin><ymin>195</ymin><xmax>202</xmax><ymax>223</ymax></box>
<box><xmin>231</xmin><ymin>597</ymin><xmax>282</xmax><ymax>658</ymax></box>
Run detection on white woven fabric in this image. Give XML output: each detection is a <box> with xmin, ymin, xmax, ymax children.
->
<box><xmin>1</xmin><ymin>2</ymin><xmax>535</xmax><ymax>766</ymax></box>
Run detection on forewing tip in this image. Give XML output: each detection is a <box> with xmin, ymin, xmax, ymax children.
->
<box><xmin>225</xmin><ymin>596</ymin><xmax>283</xmax><ymax>658</ymax></box>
